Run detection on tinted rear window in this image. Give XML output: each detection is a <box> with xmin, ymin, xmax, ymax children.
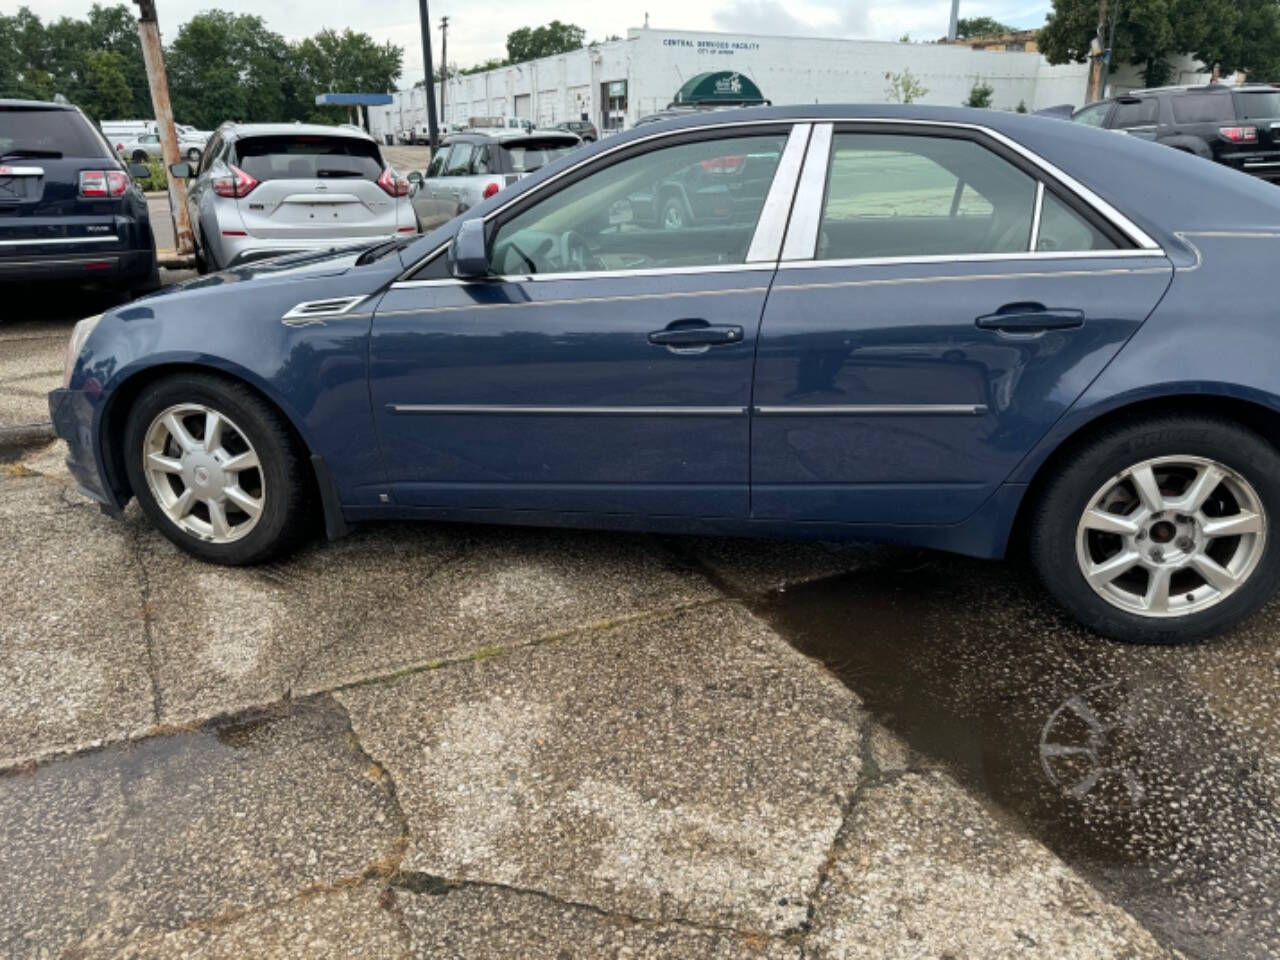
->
<box><xmin>0</xmin><ymin>107</ymin><xmax>110</xmax><ymax>159</ymax></box>
<box><xmin>499</xmin><ymin>139</ymin><xmax>576</xmax><ymax>173</ymax></box>
<box><xmin>1112</xmin><ymin>98</ymin><xmax>1158</xmax><ymax>128</ymax></box>
<box><xmin>1171</xmin><ymin>93</ymin><xmax>1233</xmax><ymax>123</ymax></box>
<box><xmin>234</xmin><ymin>135</ymin><xmax>383</xmax><ymax>181</ymax></box>
<box><xmin>1233</xmin><ymin>91</ymin><xmax>1280</xmax><ymax>120</ymax></box>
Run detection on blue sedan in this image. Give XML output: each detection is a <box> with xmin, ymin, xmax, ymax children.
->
<box><xmin>48</xmin><ymin>104</ymin><xmax>1280</xmax><ymax>644</ymax></box>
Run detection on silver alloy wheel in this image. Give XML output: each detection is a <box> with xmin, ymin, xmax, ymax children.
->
<box><xmin>142</xmin><ymin>403</ymin><xmax>265</xmax><ymax>544</ymax></box>
<box><xmin>662</xmin><ymin>202</ymin><xmax>684</xmax><ymax>230</ymax></box>
<box><xmin>1075</xmin><ymin>455</ymin><xmax>1266</xmax><ymax>618</ymax></box>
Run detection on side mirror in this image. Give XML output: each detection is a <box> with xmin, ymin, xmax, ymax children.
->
<box><xmin>448</xmin><ymin>218</ymin><xmax>489</xmax><ymax>279</ymax></box>
<box><xmin>406</xmin><ymin>170</ymin><xmax>423</xmax><ymax>186</ymax></box>
<box><xmin>128</xmin><ymin>162</ymin><xmax>151</xmax><ymax>180</ymax></box>
<box><xmin>168</xmin><ymin>161</ymin><xmax>192</xmax><ymax>179</ymax></box>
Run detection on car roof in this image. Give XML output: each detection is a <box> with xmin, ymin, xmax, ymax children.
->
<box><xmin>218</xmin><ymin>121</ymin><xmax>376</xmax><ymax>142</ymax></box>
<box><xmin>444</xmin><ymin>129</ymin><xmax>578</xmax><ymax>145</ymax></box>
<box><xmin>0</xmin><ymin>98</ymin><xmax>75</xmax><ymax>111</ymax></box>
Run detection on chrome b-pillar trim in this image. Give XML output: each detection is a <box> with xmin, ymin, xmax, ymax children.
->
<box><xmin>780</xmin><ymin>123</ymin><xmax>834</xmax><ymax>262</ymax></box>
<box><xmin>745</xmin><ymin>124</ymin><xmax>812</xmax><ymax>263</ymax></box>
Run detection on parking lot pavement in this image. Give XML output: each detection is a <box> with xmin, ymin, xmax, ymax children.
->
<box><xmin>382</xmin><ymin>144</ymin><xmax>432</xmax><ymax>174</ymax></box>
<box><xmin>0</xmin><ymin>442</ymin><xmax>1178</xmax><ymax>958</ymax></box>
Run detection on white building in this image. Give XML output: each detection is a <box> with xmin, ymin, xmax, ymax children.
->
<box><xmin>370</xmin><ymin>25</ymin><xmax>1094</xmax><ymax>142</ymax></box>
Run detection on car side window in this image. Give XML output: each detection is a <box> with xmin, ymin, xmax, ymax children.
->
<box><xmin>445</xmin><ymin>143</ymin><xmax>474</xmax><ymax>175</ymax></box>
<box><xmin>1112</xmin><ymin>98</ymin><xmax>1158</xmax><ymax>128</ymax></box>
<box><xmin>489</xmin><ymin>132</ymin><xmax>787</xmax><ymax>275</ymax></box>
<box><xmin>472</xmin><ymin>146</ymin><xmax>491</xmax><ymax>174</ymax></box>
<box><xmin>1072</xmin><ymin>103</ymin><xmax>1112</xmax><ymax>127</ymax></box>
<box><xmin>197</xmin><ymin>134</ymin><xmax>221</xmax><ymax>174</ymax></box>
<box><xmin>1035</xmin><ymin>191</ymin><xmax>1118</xmax><ymax>253</ymax></box>
<box><xmin>1172</xmin><ymin>94</ymin><xmax>1233</xmax><ymax>124</ymax></box>
<box><xmin>816</xmin><ymin>133</ymin><xmax>1036</xmax><ymax>260</ymax></box>
<box><xmin>425</xmin><ymin>146</ymin><xmax>449</xmax><ymax>178</ymax></box>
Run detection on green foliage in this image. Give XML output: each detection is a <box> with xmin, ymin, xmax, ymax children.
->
<box><xmin>506</xmin><ymin>20</ymin><xmax>585</xmax><ymax>63</ymax></box>
<box><xmin>0</xmin><ymin>4</ymin><xmax>403</xmax><ymax>130</ymax></box>
<box><xmin>1039</xmin><ymin>0</ymin><xmax>1280</xmax><ymax>85</ymax></box>
<box><xmin>459</xmin><ymin>57</ymin><xmax>508</xmax><ymax>76</ymax></box>
<box><xmin>1016</xmin><ymin>99</ymin><xmax>1029</xmax><ymax>112</ymax></box>
<box><xmin>136</xmin><ymin>156</ymin><xmax>166</xmax><ymax>191</ymax></box>
<box><xmin>965</xmin><ymin>79</ymin><xmax>995</xmax><ymax>108</ymax></box>
<box><xmin>957</xmin><ymin>16</ymin><xmax>1015</xmax><ymax>38</ymax></box>
<box><xmin>885</xmin><ymin>68</ymin><xmax>928</xmax><ymax>104</ymax></box>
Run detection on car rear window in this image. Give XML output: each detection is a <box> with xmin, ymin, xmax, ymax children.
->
<box><xmin>0</xmin><ymin>107</ymin><xmax>111</xmax><ymax>159</ymax></box>
<box><xmin>499</xmin><ymin>139</ymin><xmax>576</xmax><ymax>173</ymax></box>
<box><xmin>1171</xmin><ymin>93</ymin><xmax>1233</xmax><ymax>124</ymax></box>
<box><xmin>1112</xmin><ymin>98</ymin><xmax>1158</xmax><ymax>128</ymax></box>
<box><xmin>1232</xmin><ymin>91</ymin><xmax>1280</xmax><ymax>121</ymax></box>
<box><xmin>234</xmin><ymin>135</ymin><xmax>383</xmax><ymax>181</ymax></box>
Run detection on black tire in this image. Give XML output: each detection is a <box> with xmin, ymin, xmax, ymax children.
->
<box><xmin>193</xmin><ymin>240</ymin><xmax>209</xmax><ymax>275</ymax></box>
<box><xmin>130</xmin><ymin>254</ymin><xmax>161</xmax><ymax>297</ymax></box>
<box><xmin>132</xmin><ymin>150</ymin><xmax>148</xmax><ymax>164</ymax></box>
<box><xmin>1029</xmin><ymin>415</ymin><xmax>1280</xmax><ymax>645</ymax></box>
<box><xmin>660</xmin><ymin>195</ymin><xmax>688</xmax><ymax>230</ymax></box>
<box><xmin>123</xmin><ymin>374</ymin><xmax>315</xmax><ymax>565</ymax></box>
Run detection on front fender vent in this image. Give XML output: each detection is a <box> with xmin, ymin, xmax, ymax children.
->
<box><xmin>281</xmin><ymin>296</ymin><xmax>368</xmax><ymax>326</ymax></box>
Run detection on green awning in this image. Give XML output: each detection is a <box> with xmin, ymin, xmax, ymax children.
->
<box><xmin>671</xmin><ymin>71</ymin><xmax>766</xmax><ymax>106</ymax></box>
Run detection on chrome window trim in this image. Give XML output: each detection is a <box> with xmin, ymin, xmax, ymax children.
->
<box><xmin>773</xmin><ymin>248</ymin><xmax>1165</xmax><ymax>271</ymax></box>
<box><xmin>396</xmin><ymin>114</ymin><xmax>1162</xmax><ymax>282</ymax></box>
<box><xmin>389</xmin><ymin>404</ymin><xmax>748</xmax><ymax>416</ymax></box>
<box><xmin>391</xmin><ymin>261</ymin><xmax>776</xmax><ymax>289</ymax></box>
<box><xmin>755</xmin><ymin>404</ymin><xmax>987</xmax><ymax>416</ymax></box>
<box><xmin>780</xmin><ymin>123</ymin><xmax>833</xmax><ymax>261</ymax></box>
<box><xmin>0</xmin><ymin>236</ymin><xmax>117</xmax><ymax>247</ymax></box>
<box><xmin>1029</xmin><ymin>181</ymin><xmax>1045</xmax><ymax>251</ymax></box>
<box><xmin>377</xmin><ymin>284</ymin><xmax>772</xmax><ymax>317</ymax></box>
<box><xmin>744</xmin><ymin>124</ymin><xmax>812</xmax><ymax>263</ymax></box>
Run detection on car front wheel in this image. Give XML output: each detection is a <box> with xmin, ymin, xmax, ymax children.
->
<box><xmin>123</xmin><ymin>374</ymin><xmax>313</xmax><ymax>565</ymax></box>
<box><xmin>1030</xmin><ymin>415</ymin><xmax>1280</xmax><ymax>644</ymax></box>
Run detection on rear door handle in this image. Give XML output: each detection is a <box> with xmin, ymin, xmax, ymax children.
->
<box><xmin>976</xmin><ymin>305</ymin><xmax>1085</xmax><ymax>333</ymax></box>
<box><xmin>648</xmin><ymin>324</ymin><xmax>745</xmax><ymax>347</ymax></box>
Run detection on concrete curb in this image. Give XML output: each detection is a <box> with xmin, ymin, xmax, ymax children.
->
<box><xmin>0</xmin><ymin>422</ymin><xmax>55</xmax><ymax>445</ymax></box>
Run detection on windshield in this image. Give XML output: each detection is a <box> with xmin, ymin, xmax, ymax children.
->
<box><xmin>1233</xmin><ymin>91</ymin><xmax>1280</xmax><ymax>121</ymax></box>
<box><xmin>0</xmin><ymin>107</ymin><xmax>110</xmax><ymax>159</ymax></box>
<box><xmin>234</xmin><ymin>135</ymin><xmax>383</xmax><ymax>181</ymax></box>
<box><xmin>499</xmin><ymin>139</ymin><xmax>577</xmax><ymax>173</ymax></box>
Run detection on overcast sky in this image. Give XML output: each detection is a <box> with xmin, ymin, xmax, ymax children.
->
<box><xmin>25</xmin><ymin>0</ymin><xmax>1054</xmax><ymax>85</ymax></box>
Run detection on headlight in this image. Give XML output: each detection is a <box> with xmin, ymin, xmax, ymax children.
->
<box><xmin>63</xmin><ymin>313</ymin><xmax>103</xmax><ymax>388</ymax></box>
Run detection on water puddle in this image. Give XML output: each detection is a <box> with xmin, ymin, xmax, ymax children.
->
<box><xmin>755</xmin><ymin>553</ymin><xmax>1280</xmax><ymax>960</ymax></box>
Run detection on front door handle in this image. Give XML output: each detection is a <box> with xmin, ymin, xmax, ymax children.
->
<box><xmin>648</xmin><ymin>323</ymin><xmax>744</xmax><ymax>347</ymax></box>
<box><xmin>976</xmin><ymin>304</ymin><xmax>1085</xmax><ymax>333</ymax></box>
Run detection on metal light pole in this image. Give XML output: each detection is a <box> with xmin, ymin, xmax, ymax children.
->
<box><xmin>133</xmin><ymin>0</ymin><xmax>192</xmax><ymax>256</ymax></box>
<box><xmin>947</xmin><ymin>0</ymin><xmax>960</xmax><ymax>41</ymax></box>
<box><xmin>439</xmin><ymin>16</ymin><xmax>449</xmax><ymax>132</ymax></box>
<box><xmin>417</xmin><ymin>0</ymin><xmax>440</xmax><ymax>149</ymax></box>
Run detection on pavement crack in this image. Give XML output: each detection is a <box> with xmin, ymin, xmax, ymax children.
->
<box><xmin>128</xmin><ymin>523</ymin><xmax>164</xmax><ymax>723</ymax></box>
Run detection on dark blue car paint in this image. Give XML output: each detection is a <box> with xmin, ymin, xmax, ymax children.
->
<box><xmin>49</xmin><ymin>104</ymin><xmax>1280</xmax><ymax>560</ymax></box>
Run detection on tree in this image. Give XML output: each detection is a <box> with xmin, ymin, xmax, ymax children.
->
<box><xmin>506</xmin><ymin>20</ymin><xmax>585</xmax><ymax>63</ymax></box>
<box><xmin>1039</xmin><ymin>0</ymin><xmax>1280</xmax><ymax>87</ymax></box>
<box><xmin>965</xmin><ymin>79</ymin><xmax>995</xmax><ymax>108</ymax></box>
<box><xmin>957</xmin><ymin>16</ymin><xmax>1014</xmax><ymax>38</ymax></box>
<box><xmin>460</xmin><ymin>57</ymin><xmax>507</xmax><ymax>75</ymax></box>
<box><xmin>294</xmin><ymin>28</ymin><xmax>403</xmax><ymax>121</ymax></box>
<box><xmin>81</xmin><ymin>50</ymin><xmax>134</xmax><ymax>121</ymax></box>
<box><xmin>885</xmin><ymin>68</ymin><xmax>928</xmax><ymax>104</ymax></box>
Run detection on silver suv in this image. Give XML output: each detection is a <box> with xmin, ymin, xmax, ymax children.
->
<box><xmin>409</xmin><ymin>129</ymin><xmax>580</xmax><ymax>232</ymax></box>
<box><xmin>170</xmin><ymin>122</ymin><xmax>416</xmax><ymax>272</ymax></box>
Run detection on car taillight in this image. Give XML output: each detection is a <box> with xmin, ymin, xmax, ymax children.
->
<box><xmin>212</xmin><ymin>164</ymin><xmax>259</xmax><ymax>198</ymax></box>
<box><xmin>482</xmin><ymin>181</ymin><xmax>501</xmax><ymax>199</ymax></box>
<box><xmin>1220</xmin><ymin>125</ymin><xmax>1259</xmax><ymax>144</ymax></box>
<box><xmin>377</xmin><ymin>166</ymin><xmax>410</xmax><ymax>197</ymax></box>
<box><xmin>700</xmin><ymin>154</ymin><xmax>746</xmax><ymax>174</ymax></box>
<box><xmin>78</xmin><ymin>170</ymin><xmax>130</xmax><ymax>198</ymax></box>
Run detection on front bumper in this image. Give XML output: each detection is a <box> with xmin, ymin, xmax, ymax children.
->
<box><xmin>48</xmin><ymin>387</ymin><xmax>117</xmax><ymax>509</ymax></box>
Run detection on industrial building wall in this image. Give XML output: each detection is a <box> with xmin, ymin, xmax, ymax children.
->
<box><xmin>369</xmin><ymin>26</ymin><xmax>1094</xmax><ymax>142</ymax></box>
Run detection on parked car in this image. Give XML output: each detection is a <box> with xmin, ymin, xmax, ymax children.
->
<box><xmin>1072</xmin><ymin>83</ymin><xmax>1280</xmax><ymax>181</ymax></box>
<box><xmin>49</xmin><ymin>103</ymin><xmax>1280</xmax><ymax>644</ymax></box>
<box><xmin>555</xmin><ymin>120</ymin><xmax>599</xmax><ymax>142</ymax></box>
<box><xmin>625</xmin><ymin>146</ymin><xmax>781</xmax><ymax>230</ymax></box>
<box><xmin>1</xmin><ymin>98</ymin><xmax>158</xmax><ymax>293</ymax></box>
<box><xmin>409</xmin><ymin>128</ymin><xmax>579</xmax><ymax>231</ymax></box>
<box><xmin>100</xmin><ymin>119</ymin><xmax>156</xmax><ymax>141</ymax></box>
<box><xmin>114</xmin><ymin>129</ymin><xmax>208</xmax><ymax>164</ymax></box>
<box><xmin>168</xmin><ymin>121</ymin><xmax>416</xmax><ymax>272</ymax></box>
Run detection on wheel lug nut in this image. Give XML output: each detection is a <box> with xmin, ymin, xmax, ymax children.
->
<box><xmin>1177</xmin><ymin>537</ymin><xmax>1194</xmax><ymax>551</ymax></box>
<box><xmin>1150</xmin><ymin>547</ymin><xmax>1164</xmax><ymax>561</ymax></box>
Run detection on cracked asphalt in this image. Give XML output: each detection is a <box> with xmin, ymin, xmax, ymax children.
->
<box><xmin>1</xmin><ymin>284</ymin><xmax>1276</xmax><ymax>958</ymax></box>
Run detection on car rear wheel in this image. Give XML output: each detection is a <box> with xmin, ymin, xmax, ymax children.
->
<box><xmin>1029</xmin><ymin>415</ymin><xmax>1280</xmax><ymax>644</ymax></box>
<box><xmin>661</xmin><ymin>196</ymin><xmax>687</xmax><ymax>230</ymax></box>
<box><xmin>132</xmin><ymin>150</ymin><xmax>148</xmax><ymax>164</ymax></box>
<box><xmin>123</xmin><ymin>374</ymin><xmax>314</xmax><ymax>565</ymax></box>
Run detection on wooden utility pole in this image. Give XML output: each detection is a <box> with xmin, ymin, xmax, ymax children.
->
<box><xmin>133</xmin><ymin>0</ymin><xmax>192</xmax><ymax>256</ymax></box>
<box><xmin>439</xmin><ymin>17</ymin><xmax>449</xmax><ymax>132</ymax></box>
<box><xmin>417</xmin><ymin>0</ymin><xmax>440</xmax><ymax>149</ymax></box>
<box><xmin>1086</xmin><ymin>0</ymin><xmax>1109</xmax><ymax>103</ymax></box>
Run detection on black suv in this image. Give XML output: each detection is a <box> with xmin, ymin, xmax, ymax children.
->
<box><xmin>1072</xmin><ymin>84</ymin><xmax>1280</xmax><ymax>181</ymax></box>
<box><xmin>0</xmin><ymin>99</ymin><xmax>158</xmax><ymax>292</ymax></box>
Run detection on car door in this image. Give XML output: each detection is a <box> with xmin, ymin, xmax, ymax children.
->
<box><xmin>368</xmin><ymin>123</ymin><xmax>807</xmax><ymax>517</ymax></box>
<box><xmin>412</xmin><ymin>144</ymin><xmax>451</xmax><ymax>229</ymax></box>
<box><xmin>1111</xmin><ymin>97</ymin><xmax>1160</xmax><ymax>141</ymax></box>
<box><xmin>750</xmin><ymin>123</ymin><xmax>1173</xmax><ymax>526</ymax></box>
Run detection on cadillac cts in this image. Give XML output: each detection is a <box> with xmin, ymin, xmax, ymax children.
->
<box><xmin>48</xmin><ymin>105</ymin><xmax>1280</xmax><ymax>644</ymax></box>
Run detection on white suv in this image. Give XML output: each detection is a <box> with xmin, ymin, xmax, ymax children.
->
<box><xmin>170</xmin><ymin>122</ymin><xmax>417</xmax><ymax>272</ymax></box>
